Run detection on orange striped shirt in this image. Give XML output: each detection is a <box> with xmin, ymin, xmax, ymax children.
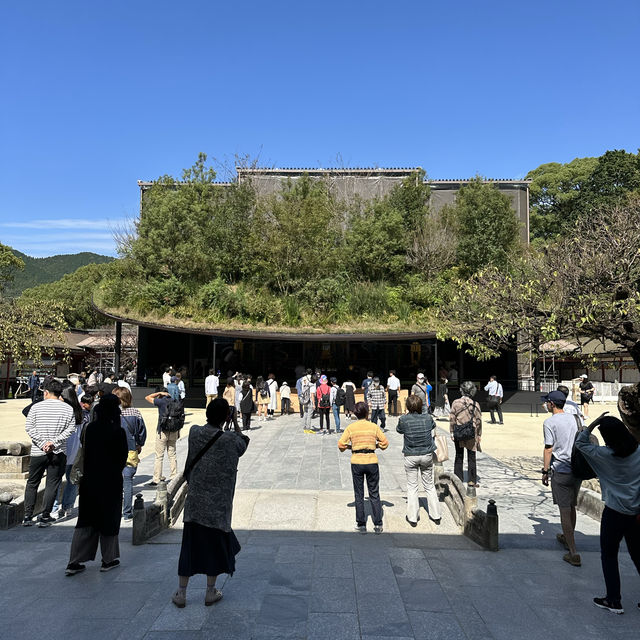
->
<box><xmin>338</xmin><ymin>419</ymin><xmax>389</xmax><ymax>464</ymax></box>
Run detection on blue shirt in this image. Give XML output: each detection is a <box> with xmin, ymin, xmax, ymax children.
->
<box><xmin>575</xmin><ymin>429</ymin><xmax>640</xmax><ymax>515</ymax></box>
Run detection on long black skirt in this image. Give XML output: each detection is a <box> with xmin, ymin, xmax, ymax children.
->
<box><xmin>178</xmin><ymin>521</ymin><xmax>241</xmax><ymax>577</ymax></box>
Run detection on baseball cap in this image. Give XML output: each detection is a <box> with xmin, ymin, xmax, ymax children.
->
<box><xmin>417</xmin><ymin>373</ymin><xmax>425</xmax><ymax>380</ymax></box>
<box><xmin>541</xmin><ymin>390</ymin><xmax>566</xmax><ymax>405</ymax></box>
<box><xmin>580</xmin><ymin>374</ymin><xmax>588</xmax><ymax>379</ymax></box>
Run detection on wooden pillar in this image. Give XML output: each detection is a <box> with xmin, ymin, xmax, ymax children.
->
<box><xmin>188</xmin><ymin>334</ymin><xmax>194</xmax><ymax>388</ymax></box>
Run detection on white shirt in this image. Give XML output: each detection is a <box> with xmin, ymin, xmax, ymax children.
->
<box><xmin>117</xmin><ymin>379</ymin><xmax>131</xmax><ymax>391</ymax></box>
<box><xmin>162</xmin><ymin>372</ymin><xmax>171</xmax><ymax>387</ymax></box>
<box><xmin>386</xmin><ymin>375</ymin><xmax>401</xmax><ymax>391</ymax></box>
<box><xmin>484</xmin><ymin>380</ymin><xmax>503</xmax><ymax>397</ymax></box>
<box><xmin>205</xmin><ymin>374</ymin><xmax>219</xmax><ymax>395</ymax></box>
<box><xmin>177</xmin><ymin>380</ymin><xmax>186</xmax><ymax>399</ymax></box>
<box><xmin>280</xmin><ymin>384</ymin><xmax>291</xmax><ymax>399</ymax></box>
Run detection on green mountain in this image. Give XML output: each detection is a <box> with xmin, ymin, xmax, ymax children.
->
<box><xmin>6</xmin><ymin>250</ymin><xmax>114</xmax><ymax>297</ymax></box>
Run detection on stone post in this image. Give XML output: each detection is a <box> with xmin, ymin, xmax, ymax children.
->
<box><xmin>131</xmin><ymin>493</ymin><xmax>145</xmax><ymax>546</ymax></box>
<box><xmin>486</xmin><ymin>499</ymin><xmax>499</xmax><ymax>551</ymax></box>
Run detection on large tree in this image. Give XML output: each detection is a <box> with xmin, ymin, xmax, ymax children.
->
<box><xmin>0</xmin><ymin>242</ymin><xmax>67</xmax><ymax>367</ymax></box>
<box><xmin>437</xmin><ymin>196</ymin><xmax>640</xmax><ymax>372</ymax></box>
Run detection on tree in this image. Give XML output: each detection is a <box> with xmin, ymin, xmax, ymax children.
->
<box><xmin>248</xmin><ymin>174</ymin><xmax>341</xmax><ymax>294</ymax></box>
<box><xmin>451</xmin><ymin>177</ymin><xmax>522</xmax><ymax>275</ymax></box>
<box><xmin>387</xmin><ymin>170</ymin><xmax>431</xmax><ymax>231</ymax></box>
<box><xmin>581</xmin><ymin>149</ymin><xmax>640</xmax><ymax>211</ymax></box>
<box><xmin>0</xmin><ymin>243</ymin><xmax>67</xmax><ymax>367</ymax></box>
<box><xmin>20</xmin><ymin>263</ymin><xmax>109</xmax><ymax>328</ymax></box>
<box><xmin>0</xmin><ymin>243</ymin><xmax>24</xmax><ymax>293</ymax></box>
<box><xmin>437</xmin><ymin>196</ymin><xmax>640</xmax><ymax>375</ymax></box>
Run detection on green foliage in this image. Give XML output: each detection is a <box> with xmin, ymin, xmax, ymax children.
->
<box><xmin>0</xmin><ymin>243</ymin><xmax>24</xmax><ymax>293</ymax></box>
<box><xmin>4</xmin><ymin>249</ymin><xmax>113</xmax><ymax>297</ymax></box>
<box><xmin>19</xmin><ymin>263</ymin><xmax>108</xmax><ymax>328</ymax></box>
<box><xmin>344</xmin><ymin>200</ymin><xmax>406</xmax><ymax>281</ymax></box>
<box><xmin>387</xmin><ymin>170</ymin><xmax>431</xmax><ymax>231</ymax></box>
<box><xmin>452</xmin><ymin>177</ymin><xmax>521</xmax><ymax>275</ymax></box>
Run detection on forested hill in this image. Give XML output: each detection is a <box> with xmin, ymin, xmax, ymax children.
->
<box><xmin>6</xmin><ymin>249</ymin><xmax>114</xmax><ymax>296</ymax></box>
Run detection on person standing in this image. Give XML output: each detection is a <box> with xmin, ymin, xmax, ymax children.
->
<box><xmin>162</xmin><ymin>367</ymin><xmax>172</xmax><ymax>388</ymax></box>
<box><xmin>361</xmin><ymin>371</ymin><xmax>374</xmax><ymax>403</ymax></box>
<box><xmin>540</xmin><ymin>390</ymin><xmax>582</xmax><ymax>567</ymax></box>
<box><xmin>330</xmin><ymin>377</ymin><xmax>345</xmax><ymax>433</ymax></box>
<box><xmin>113</xmin><ymin>387</ymin><xmax>147</xmax><ymax>521</ymax></box>
<box><xmin>205</xmin><ymin>369</ymin><xmax>219</xmax><ymax>407</ymax></box>
<box><xmin>171</xmin><ymin>399</ymin><xmax>249</xmax><ymax>608</ymax></box>
<box><xmin>450</xmin><ymin>381</ymin><xmax>482</xmax><ymax>488</ymax></box>
<box><xmin>28</xmin><ymin>370</ymin><xmax>40</xmax><ymax>402</ymax></box>
<box><xmin>266</xmin><ymin>373</ymin><xmax>278</xmax><ymax>419</ymax></box>
<box><xmin>23</xmin><ymin>379</ymin><xmax>76</xmax><ymax>527</ymax></box>
<box><xmin>557</xmin><ymin>385</ymin><xmax>584</xmax><ymax>425</ymax></box>
<box><xmin>239</xmin><ymin>380</ymin><xmax>254</xmax><ymax>431</ymax></box>
<box><xmin>65</xmin><ymin>394</ymin><xmax>128</xmax><ymax>575</ymax></box>
<box><xmin>223</xmin><ymin>378</ymin><xmax>240</xmax><ymax>430</ymax></box>
<box><xmin>316</xmin><ymin>375</ymin><xmax>332</xmax><ymax>434</ymax></box>
<box><xmin>411</xmin><ymin>373</ymin><xmax>433</xmax><ymax>415</ymax></box>
<box><xmin>300</xmin><ymin>374</ymin><xmax>313</xmax><ymax>432</ymax></box>
<box><xmin>579</xmin><ymin>374</ymin><xmax>595</xmax><ymax>418</ymax></box>
<box><xmin>296</xmin><ymin>371</ymin><xmax>308</xmax><ymax>418</ymax></box>
<box><xmin>342</xmin><ymin>379</ymin><xmax>357</xmax><ymax>419</ymax></box>
<box><xmin>280</xmin><ymin>381</ymin><xmax>291</xmax><ymax>416</ymax></box>
<box><xmin>397</xmin><ymin>395</ymin><xmax>441</xmax><ymax>526</ymax></box>
<box><xmin>338</xmin><ymin>402</ymin><xmax>389</xmax><ymax>534</ymax></box>
<box><xmin>167</xmin><ymin>376</ymin><xmax>181</xmax><ymax>401</ymax></box>
<box><xmin>145</xmin><ymin>388</ymin><xmax>182</xmax><ymax>486</ymax></box>
<box><xmin>574</xmin><ymin>414</ymin><xmax>640</xmax><ymax>614</ymax></box>
<box><xmin>116</xmin><ymin>373</ymin><xmax>131</xmax><ymax>391</ymax></box>
<box><xmin>368</xmin><ymin>377</ymin><xmax>387</xmax><ymax>431</ymax></box>
<box><xmin>255</xmin><ymin>376</ymin><xmax>270</xmax><ymax>422</ymax></box>
<box><xmin>386</xmin><ymin>370</ymin><xmax>401</xmax><ymax>416</ymax></box>
<box><xmin>484</xmin><ymin>375</ymin><xmax>504</xmax><ymax>425</ymax></box>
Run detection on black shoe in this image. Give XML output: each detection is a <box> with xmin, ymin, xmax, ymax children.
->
<box><xmin>593</xmin><ymin>597</ymin><xmax>623</xmax><ymax>614</ymax></box>
<box><xmin>431</xmin><ymin>518</ymin><xmax>441</xmax><ymax>526</ymax></box>
<box><xmin>147</xmin><ymin>481</ymin><xmax>158</xmax><ymax>486</ymax></box>
<box><xmin>100</xmin><ymin>559</ymin><xmax>120</xmax><ymax>572</ymax></box>
<box><xmin>374</xmin><ymin>525</ymin><xmax>383</xmax><ymax>535</ymax></box>
<box><xmin>405</xmin><ymin>516</ymin><xmax>417</xmax><ymax>528</ymax></box>
<box><xmin>499</xmin><ymin>422</ymin><xmax>504</xmax><ymax>425</ymax></box>
<box><xmin>65</xmin><ymin>563</ymin><xmax>86</xmax><ymax>576</ymax></box>
<box><xmin>355</xmin><ymin>525</ymin><xmax>367</xmax><ymax>534</ymax></box>
<box><xmin>22</xmin><ymin>517</ymin><xmax>33</xmax><ymax>527</ymax></box>
<box><xmin>37</xmin><ymin>515</ymin><xmax>55</xmax><ymax>527</ymax></box>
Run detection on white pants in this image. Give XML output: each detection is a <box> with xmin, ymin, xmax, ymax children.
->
<box><xmin>404</xmin><ymin>453</ymin><xmax>441</xmax><ymax>522</ymax></box>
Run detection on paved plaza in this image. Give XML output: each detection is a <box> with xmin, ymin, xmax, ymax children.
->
<box><xmin>1</xmin><ymin>405</ymin><xmax>639</xmax><ymax>639</ymax></box>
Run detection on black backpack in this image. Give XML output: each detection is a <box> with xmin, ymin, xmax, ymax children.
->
<box><xmin>335</xmin><ymin>388</ymin><xmax>346</xmax><ymax>406</ymax></box>
<box><xmin>259</xmin><ymin>384</ymin><xmax>270</xmax><ymax>398</ymax></box>
<box><xmin>159</xmin><ymin>399</ymin><xmax>185</xmax><ymax>433</ymax></box>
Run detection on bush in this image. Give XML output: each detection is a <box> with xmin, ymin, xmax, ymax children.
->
<box><xmin>140</xmin><ymin>277</ymin><xmax>187</xmax><ymax>309</ymax></box>
<box><xmin>347</xmin><ymin>282</ymin><xmax>392</xmax><ymax>317</ymax></box>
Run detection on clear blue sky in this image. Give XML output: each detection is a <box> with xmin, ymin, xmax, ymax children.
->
<box><xmin>1</xmin><ymin>1</ymin><xmax>638</xmax><ymax>257</ymax></box>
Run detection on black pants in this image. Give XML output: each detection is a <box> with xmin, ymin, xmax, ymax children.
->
<box><xmin>281</xmin><ymin>398</ymin><xmax>290</xmax><ymax>415</ymax></box>
<box><xmin>388</xmin><ymin>390</ymin><xmax>398</xmax><ymax>416</ymax></box>
<box><xmin>371</xmin><ymin>408</ymin><xmax>386</xmax><ymax>430</ymax></box>
<box><xmin>299</xmin><ymin>395</ymin><xmax>304</xmax><ymax>418</ymax></box>
<box><xmin>600</xmin><ymin>506</ymin><xmax>640</xmax><ymax>603</ymax></box>
<box><xmin>453</xmin><ymin>439</ymin><xmax>477</xmax><ymax>484</ymax></box>
<box><xmin>24</xmin><ymin>452</ymin><xmax>67</xmax><ymax>518</ymax></box>
<box><xmin>488</xmin><ymin>397</ymin><xmax>503</xmax><ymax>423</ymax></box>
<box><xmin>241</xmin><ymin>412</ymin><xmax>252</xmax><ymax>430</ymax></box>
<box><xmin>319</xmin><ymin>407</ymin><xmax>331</xmax><ymax>431</ymax></box>
<box><xmin>227</xmin><ymin>406</ymin><xmax>239</xmax><ymax>430</ymax></box>
<box><xmin>351</xmin><ymin>463</ymin><xmax>382</xmax><ymax>526</ymax></box>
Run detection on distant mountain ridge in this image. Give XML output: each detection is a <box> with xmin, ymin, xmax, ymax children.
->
<box><xmin>7</xmin><ymin>249</ymin><xmax>114</xmax><ymax>297</ymax></box>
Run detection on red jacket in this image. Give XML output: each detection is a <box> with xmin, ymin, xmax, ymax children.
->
<box><xmin>316</xmin><ymin>383</ymin><xmax>331</xmax><ymax>408</ymax></box>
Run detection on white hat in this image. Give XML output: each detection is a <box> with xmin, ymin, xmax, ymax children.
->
<box><xmin>580</xmin><ymin>374</ymin><xmax>588</xmax><ymax>379</ymax></box>
<box><xmin>417</xmin><ymin>373</ymin><xmax>425</xmax><ymax>379</ymax></box>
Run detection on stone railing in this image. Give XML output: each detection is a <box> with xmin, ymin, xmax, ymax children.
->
<box><xmin>434</xmin><ymin>463</ymin><xmax>499</xmax><ymax>551</ymax></box>
<box><xmin>132</xmin><ymin>473</ymin><xmax>189</xmax><ymax>545</ymax></box>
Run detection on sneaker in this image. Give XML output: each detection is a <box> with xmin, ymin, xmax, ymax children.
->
<box><xmin>563</xmin><ymin>552</ymin><xmax>581</xmax><ymax>567</ymax></box>
<box><xmin>355</xmin><ymin>525</ymin><xmax>367</xmax><ymax>534</ymax></box>
<box><xmin>147</xmin><ymin>481</ymin><xmax>158</xmax><ymax>486</ymax></box>
<box><xmin>593</xmin><ymin>597</ymin><xmax>624</xmax><ymax>614</ymax></box>
<box><xmin>431</xmin><ymin>518</ymin><xmax>441</xmax><ymax>526</ymax></box>
<box><xmin>22</xmin><ymin>517</ymin><xmax>33</xmax><ymax>527</ymax></box>
<box><xmin>37</xmin><ymin>515</ymin><xmax>55</xmax><ymax>527</ymax></box>
<box><xmin>171</xmin><ymin>589</ymin><xmax>186</xmax><ymax>608</ymax></box>
<box><xmin>56</xmin><ymin>509</ymin><xmax>67</xmax><ymax>520</ymax></box>
<box><xmin>205</xmin><ymin>588</ymin><xmax>223</xmax><ymax>606</ymax></box>
<box><xmin>556</xmin><ymin>533</ymin><xmax>569</xmax><ymax>550</ymax></box>
<box><xmin>100</xmin><ymin>559</ymin><xmax>120</xmax><ymax>572</ymax></box>
<box><xmin>374</xmin><ymin>525</ymin><xmax>383</xmax><ymax>535</ymax></box>
<box><xmin>65</xmin><ymin>563</ymin><xmax>86</xmax><ymax>576</ymax></box>
<box><xmin>405</xmin><ymin>516</ymin><xmax>418</xmax><ymax>528</ymax></box>
<box><xmin>122</xmin><ymin>515</ymin><xmax>133</xmax><ymax>521</ymax></box>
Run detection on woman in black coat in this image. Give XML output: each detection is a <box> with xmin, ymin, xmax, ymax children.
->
<box><xmin>65</xmin><ymin>394</ymin><xmax>128</xmax><ymax>576</ymax></box>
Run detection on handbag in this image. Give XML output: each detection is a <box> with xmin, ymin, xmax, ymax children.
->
<box><xmin>184</xmin><ymin>429</ymin><xmax>224</xmax><ymax>483</ymax></box>
<box><xmin>570</xmin><ymin>417</ymin><xmax>598</xmax><ymax>480</ymax></box>
<box><xmin>70</xmin><ymin>428</ymin><xmax>85</xmax><ymax>485</ymax></box>
<box><xmin>434</xmin><ymin>434</ymin><xmax>449</xmax><ymax>462</ymax></box>
<box><xmin>453</xmin><ymin>400</ymin><xmax>477</xmax><ymax>441</ymax></box>
<box><xmin>126</xmin><ymin>450</ymin><xmax>140</xmax><ymax>468</ymax></box>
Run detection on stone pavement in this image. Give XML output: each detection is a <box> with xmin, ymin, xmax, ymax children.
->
<box><xmin>1</xmin><ymin>412</ymin><xmax>639</xmax><ymax>639</ymax></box>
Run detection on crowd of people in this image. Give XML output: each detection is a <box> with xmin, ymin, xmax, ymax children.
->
<box><xmin>18</xmin><ymin>365</ymin><xmax>640</xmax><ymax>615</ymax></box>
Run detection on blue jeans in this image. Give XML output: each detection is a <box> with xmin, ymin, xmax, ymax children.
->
<box><xmin>122</xmin><ymin>465</ymin><xmax>137</xmax><ymax>517</ymax></box>
<box><xmin>53</xmin><ymin>463</ymin><xmax>77</xmax><ymax>512</ymax></box>
<box><xmin>332</xmin><ymin>405</ymin><xmax>341</xmax><ymax>431</ymax></box>
<box><xmin>371</xmin><ymin>408</ymin><xmax>386</xmax><ymax>430</ymax></box>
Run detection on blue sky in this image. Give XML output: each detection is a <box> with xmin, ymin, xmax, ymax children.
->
<box><xmin>1</xmin><ymin>1</ymin><xmax>638</xmax><ymax>257</ymax></box>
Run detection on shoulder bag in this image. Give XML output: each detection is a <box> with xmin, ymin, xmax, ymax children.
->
<box><xmin>70</xmin><ymin>426</ymin><xmax>86</xmax><ymax>485</ymax></box>
<box><xmin>453</xmin><ymin>400</ymin><xmax>477</xmax><ymax>441</ymax></box>
<box><xmin>183</xmin><ymin>429</ymin><xmax>224</xmax><ymax>483</ymax></box>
